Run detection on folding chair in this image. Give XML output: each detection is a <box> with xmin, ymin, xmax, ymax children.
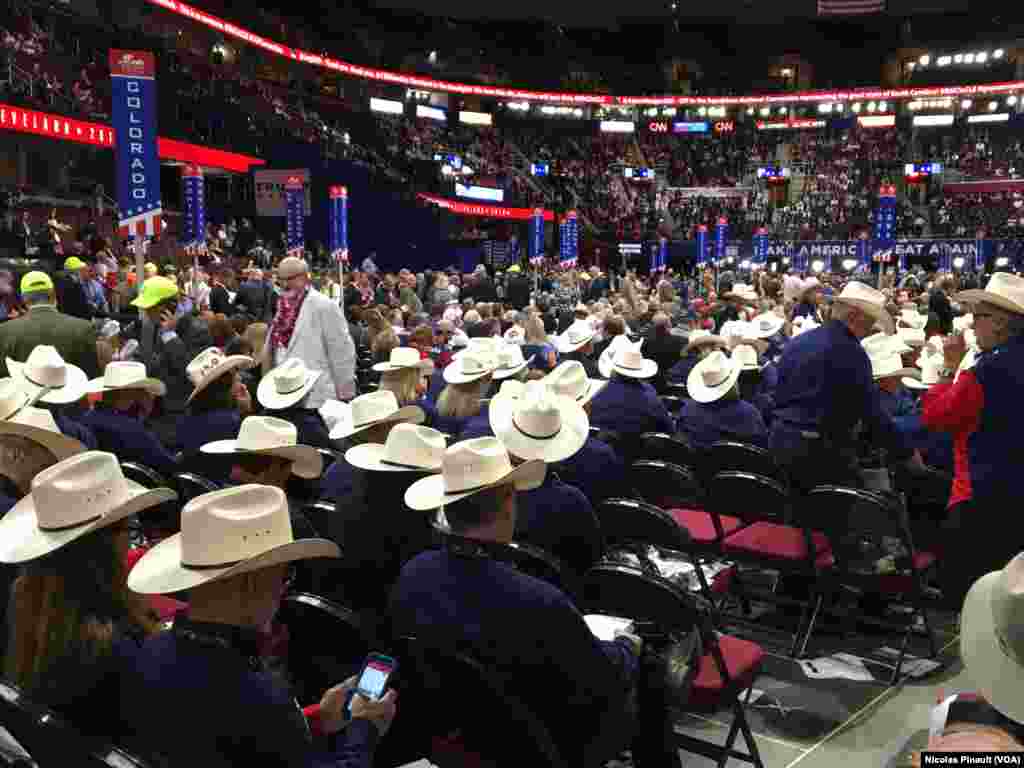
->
<box><xmin>714</xmin><ymin>471</ymin><xmax>833</xmax><ymax>657</ymax></box>
<box><xmin>580</xmin><ymin>564</ymin><xmax>765</xmax><ymax>768</ymax></box>
<box><xmin>702</xmin><ymin>440</ymin><xmax>783</xmax><ymax>486</ymax></box>
<box><xmin>660</xmin><ymin>395</ymin><xmax>686</xmax><ymax>416</ymax></box>
<box><xmin>120</xmin><ymin>462</ymin><xmax>171</xmax><ymax>489</ymax></box>
<box><xmin>173</xmin><ymin>472</ymin><xmax>220</xmax><ymax>505</ymax></box>
<box><xmin>119</xmin><ymin>462</ymin><xmax>176</xmax><ymax>546</ymax></box>
<box><xmin>637</xmin><ymin>432</ymin><xmax>700</xmax><ymax>471</ymax></box>
<box><xmin>797</xmin><ymin>485</ymin><xmax>940</xmax><ymax>684</ymax></box>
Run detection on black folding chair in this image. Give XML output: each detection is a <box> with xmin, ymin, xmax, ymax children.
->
<box><xmin>120</xmin><ymin>462</ymin><xmax>171</xmax><ymax>489</ymax></box>
<box><xmin>173</xmin><ymin>472</ymin><xmax>220</xmax><ymax>506</ymax></box>
<box><xmin>629</xmin><ymin>460</ymin><xmax>704</xmax><ymax>510</ymax></box>
<box><xmin>637</xmin><ymin>432</ymin><xmax>700</xmax><ymax>471</ymax></box>
<box><xmin>702</xmin><ymin>440</ymin><xmax>783</xmax><ymax>486</ymax></box>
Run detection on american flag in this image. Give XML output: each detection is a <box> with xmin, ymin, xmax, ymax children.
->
<box><xmin>817</xmin><ymin>0</ymin><xmax>884</xmax><ymax>15</ymax></box>
<box><xmin>118</xmin><ymin>201</ymin><xmax>163</xmax><ymax>240</ymax></box>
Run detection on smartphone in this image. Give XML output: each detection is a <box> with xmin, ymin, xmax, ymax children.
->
<box><xmin>355</xmin><ymin>653</ymin><xmax>397</xmax><ymax>701</ymax></box>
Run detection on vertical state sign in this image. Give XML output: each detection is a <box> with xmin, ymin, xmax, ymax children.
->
<box><xmin>181</xmin><ymin>164</ymin><xmax>205</xmax><ymax>249</ymax></box>
<box><xmin>529</xmin><ymin>208</ymin><xmax>545</xmax><ymax>265</ymax></box>
<box><xmin>285</xmin><ymin>176</ymin><xmax>305</xmax><ymax>257</ymax></box>
<box><xmin>110</xmin><ymin>50</ymin><xmax>162</xmax><ymax>239</ymax></box>
<box><xmin>328</xmin><ymin>186</ymin><xmax>348</xmax><ymax>264</ymax></box>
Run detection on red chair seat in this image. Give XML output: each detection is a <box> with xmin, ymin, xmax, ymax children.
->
<box><xmin>669</xmin><ymin>508</ymin><xmax>743</xmax><ymax>543</ymax></box>
<box><xmin>914</xmin><ymin>551</ymin><xmax>937</xmax><ymax>570</ymax></box>
<box><xmin>148</xmin><ymin>595</ymin><xmax>187</xmax><ymax>622</ymax></box>
<box><xmin>722</xmin><ymin>522</ymin><xmax>833</xmax><ymax>568</ymax></box>
<box><xmin>689</xmin><ymin>634</ymin><xmax>765</xmax><ymax>711</ymax></box>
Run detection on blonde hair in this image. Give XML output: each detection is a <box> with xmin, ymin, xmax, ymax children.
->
<box><xmin>372</xmin><ymin>329</ymin><xmax>399</xmax><ymax>363</ymax></box>
<box><xmin>437</xmin><ymin>379</ymin><xmax>489</xmax><ymax>420</ymax></box>
<box><xmin>524</xmin><ymin>314</ymin><xmax>547</xmax><ymax>344</ymax></box>
<box><xmin>379</xmin><ymin>367</ymin><xmax>421</xmax><ymax>405</ymax></box>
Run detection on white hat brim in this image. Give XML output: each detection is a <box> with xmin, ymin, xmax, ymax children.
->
<box><xmin>0</xmin><ymin>390</ymin><xmax>29</xmax><ymax>421</ymax></box>
<box><xmin>127</xmin><ymin>533</ymin><xmax>341</xmax><ymax>595</ymax></box>
<box><xmin>687</xmin><ymin>360</ymin><xmax>742</xmax><ymax>404</ymax></box>
<box><xmin>834</xmin><ymin>298</ymin><xmax>895</xmax><ymax>333</ymax></box>
<box><xmin>372</xmin><ymin>358</ymin><xmax>436</xmax><ymax>374</ymax></box>
<box><xmin>686</xmin><ymin>335</ymin><xmax>728</xmax><ymax>350</ymax></box>
<box><xmin>186</xmin><ymin>356</ymin><xmax>254</xmax><ymax>403</ymax></box>
<box><xmin>443</xmin><ymin>365</ymin><xmax>496</xmax><ymax>385</ymax></box>
<box><xmin>572</xmin><ymin>378</ymin><xmax>608</xmax><ymax>407</ymax></box>
<box><xmin>199</xmin><ymin>442</ymin><xmax>324</xmax><ymax>479</ymax></box>
<box><xmin>404</xmin><ymin>459</ymin><xmax>547</xmax><ymax>512</ymax></box>
<box><xmin>489</xmin><ymin>394</ymin><xmax>589</xmax><ymax>464</ymax></box>
<box><xmin>257</xmin><ymin>370</ymin><xmax>323</xmax><ymax>410</ymax></box>
<box><xmin>7</xmin><ymin>359</ymin><xmax>89</xmax><ymax>405</ymax></box>
<box><xmin>902</xmin><ymin>377</ymin><xmax>934</xmax><ymax>390</ymax></box>
<box><xmin>960</xmin><ymin>571</ymin><xmax>1024</xmax><ymax>724</ymax></box>
<box><xmin>328</xmin><ymin>405</ymin><xmax>425</xmax><ymax>441</ymax></box>
<box><xmin>749</xmin><ymin>319</ymin><xmax>784</xmax><ymax>339</ymax></box>
<box><xmin>86</xmin><ymin>375</ymin><xmax>167</xmax><ymax>398</ymax></box>
<box><xmin>610</xmin><ymin>359</ymin><xmax>658</xmax><ymax>379</ymax></box>
<box><xmin>0</xmin><ymin>420</ymin><xmax>85</xmax><ymax>461</ymax></box>
<box><xmin>344</xmin><ymin>442</ymin><xmax>442</xmax><ymax>473</ymax></box>
<box><xmin>492</xmin><ymin>357</ymin><xmax>533</xmax><ymax>381</ymax></box>
<box><xmin>0</xmin><ymin>481</ymin><xmax>176</xmax><ymax>564</ymax></box>
<box><xmin>956</xmin><ymin>289</ymin><xmax>1024</xmax><ymax>316</ymax></box>
<box><xmin>555</xmin><ymin>334</ymin><xmax>595</xmax><ymax>354</ymax></box>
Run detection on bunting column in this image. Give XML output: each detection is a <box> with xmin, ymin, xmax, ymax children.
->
<box><xmin>285</xmin><ymin>175</ymin><xmax>306</xmax><ymax>258</ymax></box>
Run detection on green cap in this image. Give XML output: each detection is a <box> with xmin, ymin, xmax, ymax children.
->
<box><xmin>63</xmin><ymin>256</ymin><xmax>87</xmax><ymax>271</ymax></box>
<box><xmin>131</xmin><ymin>276</ymin><xmax>179</xmax><ymax>309</ymax></box>
<box><xmin>20</xmin><ymin>271</ymin><xmax>53</xmax><ymax>294</ymax></box>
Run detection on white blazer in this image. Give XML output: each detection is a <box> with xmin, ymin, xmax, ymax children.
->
<box><xmin>265</xmin><ymin>288</ymin><xmax>356</xmax><ymax>407</ymax></box>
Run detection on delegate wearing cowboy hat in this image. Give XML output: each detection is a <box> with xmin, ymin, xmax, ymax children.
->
<box><xmin>555</xmin><ymin>321</ymin><xmax>595</xmax><ymax>355</ymax></box>
<box><xmin>732</xmin><ymin>344</ymin><xmax>762</xmax><ymax>372</ymax></box>
<box><xmin>687</xmin><ymin>350</ymin><xmax>742</xmax><ymax>404</ymax></box>
<box><xmin>862</xmin><ymin>331</ymin><xmax>912</xmax><ymax>358</ymax></box>
<box><xmin>868</xmin><ymin>349</ymin><xmax>918</xmax><ymax>381</ymax></box>
<box><xmin>345</xmin><ymin>423</ymin><xmax>446</xmax><ymax>473</ymax></box>
<box><xmin>257</xmin><ymin>358</ymin><xmax>323</xmax><ymax>411</ymax></box>
<box><xmin>0</xmin><ymin>392</ymin><xmax>86</xmax><ymax>461</ymax></box>
<box><xmin>86</xmin><ymin>361</ymin><xmax>167</xmax><ymax>398</ymax></box>
<box><xmin>832</xmin><ymin>281</ymin><xmax>895</xmax><ymax>333</ymax></box>
<box><xmin>201</xmin><ymin>416</ymin><xmax>324</xmax><ymax>479</ymax></box>
<box><xmin>685</xmin><ymin>330</ymin><xmax>728</xmax><ymax>351</ymax></box>
<box><xmin>491</xmin><ymin>345</ymin><xmax>534</xmax><ymax>381</ymax></box>
<box><xmin>489</xmin><ymin>381</ymin><xmax>588</xmax><ymax>464</ymax></box>
<box><xmin>444</xmin><ymin>349</ymin><xmax>499</xmax><ymax>385</ymax></box>
<box><xmin>749</xmin><ymin>313</ymin><xmax>785</xmax><ymax>340</ymax></box>
<box><xmin>0</xmin><ymin>451</ymin><xmax>176</xmax><ymax>564</ymax></box>
<box><xmin>186</xmin><ymin>347</ymin><xmax>254</xmax><ymax>404</ymax></box>
<box><xmin>957</xmin><ymin>272</ymin><xmax>1024</xmax><ymax>317</ymax></box>
<box><xmin>7</xmin><ymin>345</ymin><xmax>89</xmax><ymax>405</ymax></box>
<box><xmin>127</xmin><ymin>484</ymin><xmax>339</xmax><ymax>595</ymax></box>
<box><xmin>604</xmin><ymin>342</ymin><xmax>658</xmax><ymax>380</ymax></box>
<box><xmin>373</xmin><ymin>347</ymin><xmax>435</xmax><ymax>375</ymax></box>
<box><xmin>327</xmin><ymin>390</ymin><xmax>425</xmax><ymax>441</ymax></box>
<box><xmin>545</xmin><ymin>360</ymin><xmax>607</xmax><ymax>407</ymax></box>
<box><xmin>404</xmin><ymin>436</ymin><xmax>546</xmax><ymax>511</ymax></box>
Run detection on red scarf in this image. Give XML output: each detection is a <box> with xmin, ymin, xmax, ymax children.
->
<box><xmin>271</xmin><ymin>287</ymin><xmax>308</xmax><ymax>351</ymax></box>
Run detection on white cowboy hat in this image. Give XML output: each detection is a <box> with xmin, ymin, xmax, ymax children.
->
<box><xmin>688</xmin><ymin>350</ymin><xmax>741</xmax><ymax>404</ymax></box>
<box><xmin>749</xmin><ymin>313</ymin><xmax>784</xmax><ymax>339</ymax></box>
<box><xmin>896</xmin><ymin>327</ymin><xmax>926</xmax><ymax>348</ymax></box>
<box><xmin>373</xmin><ymin>347</ymin><xmax>435</xmax><ymax>374</ymax></box>
<box><xmin>489</xmin><ymin>381</ymin><xmax>588</xmax><ymax>464</ymax></box>
<box><xmin>903</xmin><ymin>356</ymin><xmax>942</xmax><ymax>390</ymax></box>
<box><xmin>127</xmin><ymin>484</ymin><xmax>340</xmax><ymax>595</ymax></box>
<box><xmin>327</xmin><ymin>390</ymin><xmax>425</xmax><ymax>441</ymax></box>
<box><xmin>607</xmin><ymin>343</ymin><xmax>658</xmax><ymax>380</ymax></box>
<box><xmin>545</xmin><ymin>360</ymin><xmax>607</xmax><ymax>406</ymax></box>
<box><xmin>444</xmin><ymin>349</ymin><xmax>498</xmax><ymax>384</ymax></box>
<box><xmin>953</xmin><ymin>314</ymin><xmax>974</xmax><ymax>333</ymax></box>
<box><xmin>404</xmin><ymin>437</ymin><xmax>546</xmax><ymax>511</ymax></box>
<box><xmin>899</xmin><ymin>310</ymin><xmax>928</xmax><ymax>331</ymax></box>
<box><xmin>862</xmin><ymin>331</ymin><xmax>912</xmax><ymax>357</ymax></box>
<box><xmin>0</xmin><ymin>405</ymin><xmax>86</xmax><ymax>461</ymax></box>
<box><xmin>86</xmin><ymin>361</ymin><xmax>167</xmax><ymax>398</ymax></box>
<box><xmin>201</xmin><ymin>416</ymin><xmax>323</xmax><ymax>479</ymax></box>
<box><xmin>0</xmin><ymin>452</ymin><xmax>176</xmax><ymax>564</ymax></box>
<box><xmin>732</xmin><ymin>344</ymin><xmax>762</xmax><ymax>372</ymax></box>
<box><xmin>186</xmin><ymin>348</ymin><xmax>253</xmax><ymax>403</ymax></box>
<box><xmin>719</xmin><ymin>320</ymin><xmax>752</xmax><ymax>341</ymax></box>
<box><xmin>491</xmin><ymin>345</ymin><xmax>533</xmax><ymax>381</ymax></box>
<box><xmin>7</xmin><ymin>346</ymin><xmax>89</xmax><ymax>405</ymax></box>
<box><xmin>555</xmin><ymin>321</ymin><xmax>596</xmax><ymax>354</ymax></box>
<box><xmin>833</xmin><ymin>281</ymin><xmax>895</xmax><ymax>333</ymax></box>
<box><xmin>686</xmin><ymin>331</ymin><xmax>728</xmax><ymax>351</ymax></box>
<box><xmin>869</xmin><ymin>351</ymin><xmax>917</xmax><ymax>381</ymax></box>
<box><xmin>257</xmin><ymin>359</ymin><xmax>323</xmax><ymax>410</ymax></box>
<box><xmin>597</xmin><ymin>334</ymin><xmax>635</xmax><ymax>379</ymax></box>
<box><xmin>791</xmin><ymin>317</ymin><xmax>821</xmax><ymax>336</ymax></box>
<box><xmin>957</xmin><ymin>272</ymin><xmax>1024</xmax><ymax>316</ymax></box>
<box><xmin>345</xmin><ymin>423</ymin><xmax>446</xmax><ymax>473</ymax></box>
<box><xmin>960</xmin><ymin>552</ymin><xmax>1024</xmax><ymax>723</ymax></box>
<box><xmin>0</xmin><ymin>377</ymin><xmax>28</xmax><ymax>421</ymax></box>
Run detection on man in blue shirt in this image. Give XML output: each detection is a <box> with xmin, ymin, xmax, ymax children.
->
<box><xmin>770</xmin><ymin>282</ymin><xmax>924</xmax><ymax>494</ymax></box>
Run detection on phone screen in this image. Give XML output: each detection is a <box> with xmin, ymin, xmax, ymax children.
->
<box><xmin>356</xmin><ymin>657</ymin><xmax>394</xmax><ymax>701</ymax></box>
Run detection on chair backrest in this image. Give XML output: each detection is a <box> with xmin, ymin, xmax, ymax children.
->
<box><xmin>703</xmin><ymin>440</ymin><xmax>781</xmax><ymax>484</ymax></box>
<box><xmin>173</xmin><ymin>473</ymin><xmax>220</xmax><ymax>506</ymax></box>
<box><xmin>659</xmin><ymin>395</ymin><xmax>686</xmax><ymax>415</ymax></box>
<box><xmin>596</xmin><ymin>497</ymin><xmax>693</xmax><ymax>555</ymax></box>
<box><xmin>389</xmin><ymin>636</ymin><xmax>568</xmax><ymax>768</ymax></box>
<box><xmin>300</xmin><ymin>501</ymin><xmax>336</xmax><ymax>539</ymax></box>
<box><xmin>706</xmin><ymin>470</ymin><xmax>790</xmax><ymax>526</ymax></box>
<box><xmin>629</xmin><ymin>460</ymin><xmax>703</xmax><ymax>510</ymax></box>
<box><xmin>638</xmin><ymin>432</ymin><xmax>701</xmax><ymax>472</ymax></box>
<box><xmin>121</xmin><ymin>464</ymin><xmax>175</xmax><ymax>543</ymax></box>
<box><xmin>581</xmin><ymin>564</ymin><xmax>703</xmax><ymax>638</ymax></box>
<box><xmin>0</xmin><ymin>679</ymin><xmax>153</xmax><ymax>767</ymax></box>
<box><xmin>120</xmin><ymin>462</ymin><xmax>171</xmax><ymax>489</ymax></box>
<box><xmin>662</xmin><ymin>383</ymin><xmax>689</xmax><ymax>400</ymax></box>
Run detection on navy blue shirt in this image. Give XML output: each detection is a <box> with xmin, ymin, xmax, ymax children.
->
<box><xmin>267</xmin><ymin>408</ymin><xmax>331</xmax><ymax>450</ymax></box>
<box><xmin>80</xmin><ymin>408</ymin><xmax>180</xmax><ymax>477</ymax></box>
<box><xmin>52</xmin><ymin>410</ymin><xmax>97</xmax><ymax>449</ymax></box>
<box><xmin>668</xmin><ymin>355</ymin><xmax>699</xmax><ymax>385</ymax></box>
<box><xmin>877</xmin><ymin>387</ymin><xmax>916</xmax><ymax>419</ymax></box>
<box><xmin>770</xmin><ymin>320</ymin><xmax>912</xmax><ymax>459</ymax></box>
<box><xmin>552</xmin><ymin>436</ymin><xmax>625</xmax><ymax>509</ymax></box>
<box><xmin>457</xmin><ymin>402</ymin><xmax>493</xmax><ymax>442</ymax></box>
<box><xmin>389</xmin><ymin>550</ymin><xmax>636</xmax><ymax>765</ymax></box>
<box><xmin>589</xmin><ymin>377</ymin><xmax>675</xmax><ymax>440</ymax></box>
<box><xmin>516</xmin><ymin>474</ymin><xmax>602</xmax><ymax>580</ymax></box>
<box><xmin>678</xmin><ymin>397</ymin><xmax>769</xmax><ymax>450</ymax></box>
<box><xmin>792</xmin><ymin>302</ymin><xmax>818</xmax><ymax>321</ymax></box>
<box><xmin>176</xmin><ymin>408</ymin><xmax>241</xmax><ymax>482</ymax></box>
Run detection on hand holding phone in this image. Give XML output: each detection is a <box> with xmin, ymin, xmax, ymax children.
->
<box><xmin>344</xmin><ymin>653</ymin><xmax>398</xmax><ymax>722</ymax></box>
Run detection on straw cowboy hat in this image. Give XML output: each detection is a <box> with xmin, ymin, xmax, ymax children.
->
<box><xmin>0</xmin><ymin>401</ymin><xmax>86</xmax><ymax>461</ymax></box>
<box><xmin>257</xmin><ymin>359</ymin><xmax>323</xmax><ymax>411</ymax></box>
<box><xmin>127</xmin><ymin>484</ymin><xmax>339</xmax><ymax>595</ymax></box>
<box><xmin>545</xmin><ymin>360</ymin><xmax>607</xmax><ymax>406</ymax></box>
<box><xmin>867</xmin><ymin>349</ymin><xmax>917</xmax><ymax>381</ymax></box>
<box><xmin>201</xmin><ymin>416</ymin><xmax>323</xmax><ymax>479</ymax></box>
<box><xmin>373</xmin><ymin>347</ymin><xmax>435</xmax><ymax>375</ymax></box>
<box><xmin>444</xmin><ymin>348</ymin><xmax>499</xmax><ymax>384</ymax></box>
<box><xmin>903</xmin><ymin>356</ymin><xmax>942</xmax><ymax>391</ymax></box>
<box><xmin>957</xmin><ymin>272</ymin><xmax>1024</xmax><ymax>316</ymax></box>
<box><xmin>327</xmin><ymin>390</ymin><xmax>425</xmax><ymax>441</ymax></box>
<box><xmin>749</xmin><ymin>313</ymin><xmax>785</xmax><ymax>339</ymax></box>
<box><xmin>0</xmin><ymin>452</ymin><xmax>176</xmax><ymax>564</ymax></box>
<box><xmin>732</xmin><ymin>344</ymin><xmax>762</xmax><ymax>372</ymax></box>
<box><xmin>555</xmin><ymin>321</ymin><xmax>596</xmax><ymax>354</ymax></box>
<box><xmin>833</xmin><ymin>281</ymin><xmax>895</xmax><ymax>333</ymax></box>
<box><xmin>489</xmin><ymin>380</ymin><xmax>588</xmax><ymax>464</ymax></box>
<box><xmin>896</xmin><ymin>327</ymin><xmax>926</xmax><ymax>348</ymax></box>
<box><xmin>86</xmin><ymin>361</ymin><xmax>167</xmax><ymax>398</ymax></box>
<box><xmin>685</xmin><ymin>330</ymin><xmax>728</xmax><ymax>351</ymax></box>
<box><xmin>961</xmin><ymin>552</ymin><xmax>1024</xmax><ymax>724</ymax></box>
<box><xmin>900</xmin><ymin>309</ymin><xmax>928</xmax><ymax>330</ymax></box>
<box><xmin>7</xmin><ymin>346</ymin><xmax>89</xmax><ymax>405</ymax></box>
<box><xmin>404</xmin><ymin>436</ymin><xmax>546</xmax><ymax>511</ymax></box>
<box><xmin>492</xmin><ymin>345</ymin><xmax>534</xmax><ymax>381</ymax></box>
<box><xmin>186</xmin><ymin>348</ymin><xmax>254</xmax><ymax>403</ymax></box>
<box><xmin>604</xmin><ymin>342</ymin><xmax>658</xmax><ymax>380</ymax></box>
<box><xmin>688</xmin><ymin>350</ymin><xmax>742</xmax><ymax>404</ymax></box>
<box><xmin>862</xmin><ymin>331</ymin><xmax>912</xmax><ymax>357</ymax></box>
<box><xmin>0</xmin><ymin>378</ymin><xmax>27</xmax><ymax>421</ymax></box>
<box><xmin>345</xmin><ymin>423</ymin><xmax>446</xmax><ymax>473</ymax></box>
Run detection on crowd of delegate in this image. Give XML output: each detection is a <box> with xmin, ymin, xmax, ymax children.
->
<box><xmin>0</xmin><ymin>246</ymin><xmax>1020</xmax><ymax>766</ymax></box>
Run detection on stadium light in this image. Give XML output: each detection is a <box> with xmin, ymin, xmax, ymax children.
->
<box><xmin>662</xmin><ymin>107</ymin><xmax>677</xmax><ymax>116</ymax></box>
<box><xmin>782</xmin><ymin>257</ymin><xmax>791</xmax><ymax>265</ymax></box>
<box><xmin>976</xmin><ymin>52</ymin><xmax>988</xmax><ymax>64</ymax></box>
<box><xmin>962</xmin><ymin>99</ymin><xmax>973</xmax><ymax>109</ymax></box>
<box><xmin>835</xmin><ymin>103</ymin><xmax>844</xmax><ymax>112</ymax></box>
<box><xmin>995</xmin><ymin>49</ymin><xmax>1005</xmax><ymax>59</ymax></box>
<box><xmin>954</xmin><ymin>54</ymin><xmax>964</xmax><ymax>63</ymax></box>
<box><xmin>990</xmin><ymin>101</ymin><xmax>999</xmax><ymax>111</ymax></box>
<box><xmin>842</xmin><ymin>258</ymin><xmax>857</xmax><ymax>271</ymax></box>
<box><xmin>878</xmin><ymin>101</ymin><xmax>887</xmax><ymax>111</ymax></box>
<box><xmin>996</xmin><ymin>256</ymin><xmax>1010</xmax><ymax>267</ymax></box>
<box><xmin>964</xmin><ymin>53</ymin><xmax>975</xmax><ymax>64</ymax></box>
<box><xmin>919</xmin><ymin>54</ymin><xmax>930</xmax><ymax>66</ymax></box>
<box><xmin>818</xmin><ymin>103</ymin><xmax>832</xmax><ymax>113</ymax></box>
<box><xmin>698</xmin><ymin>107</ymin><xmax>707</xmax><ymax>116</ymax></box>
<box><xmin>778</xmin><ymin>107</ymin><xmax>788</xmax><ymax>114</ymax></box>
<box><xmin>759</xmin><ymin>107</ymin><xmax>770</xmax><ymax>116</ymax></box>
<box><xmin>851</xmin><ymin>102</ymin><xmax>862</xmax><ymax>113</ymax></box>
<box><xmin>867</xmin><ymin>101</ymin><xmax>877</xmax><ymax>112</ymax></box>
<box><xmin>746</xmin><ymin>107</ymin><xmax>755</xmax><ymax>115</ymax></box>
<box><xmin>1008</xmin><ymin>96</ymin><xmax>1018</xmax><ymax>106</ymax></box>
<box><xmin>573</xmin><ymin>108</ymin><xmax>583</xmax><ymax>117</ymax></box>
<box><xmin>811</xmin><ymin>260</ymin><xmax>825</xmax><ymax>273</ymax></box>
<box><xmin>953</xmin><ymin>256</ymin><xmax>966</xmax><ymax>269</ymax></box>
<box><xmin>937</xmin><ymin>56</ymin><xmax>952</xmax><ymax>67</ymax></box>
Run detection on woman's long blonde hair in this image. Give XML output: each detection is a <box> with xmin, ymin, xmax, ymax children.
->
<box><xmin>379</xmin><ymin>367</ymin><xmax>421</xmax><ymax>405</ymax></box>
<box><xmin>437</xmin><ymin>379</ymin><xmax>489</xmax><ymax>420</ymax></box>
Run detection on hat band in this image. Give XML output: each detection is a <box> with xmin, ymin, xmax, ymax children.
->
<box><xmin>703</xmin><ymin>370</ymin><xmax>731</xmax><ymax>388</ymax></box>
<box><xmin>615</xmin><ymin>358</ymin><xmax>642</xmax><ymax>371</ymax></box>
<box><xmin>380</xmin><ymin>457</ymin><xmax>435</xmax><ymax>470</ymax></box>
<box><xmin>512</xmin><ymin>415</ymin><xmax>561</xmax><ymax>441</ymax></box>
<box><xmin>38</xmin><ymin>513</ymin><xmax>102</xmax><ymax>532</ymax></box>
<box><xmin>275</xmin><ymin>377</ymin><xmax>308</xmax><ymax>395</ymax></box>
<box><xmin>25</xmin><ymin>370</ymin><xmax>66</xmax><ymax>390</ymax></box>
<box><xmin>182</xmin><ymin>557</ymin><xmax>246</xmax><ymax>570</ymax></box>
